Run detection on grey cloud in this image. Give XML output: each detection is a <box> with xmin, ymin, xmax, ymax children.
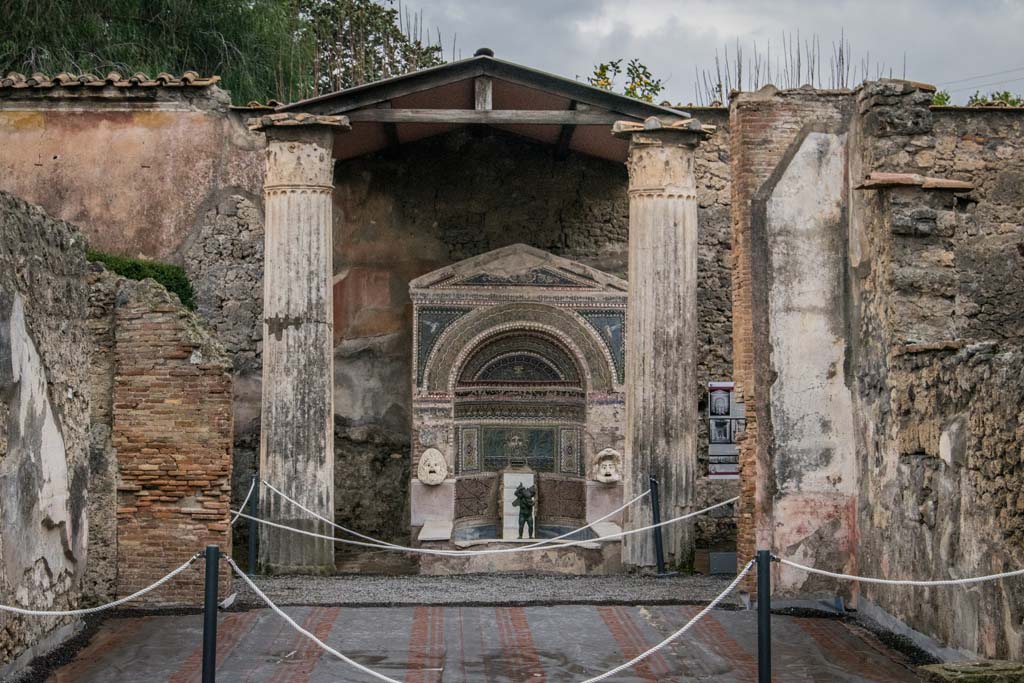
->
<box><xmin>415</xmin><ymin>0</ymin><xmax>1024</xmax><ymax>104</ymax></box>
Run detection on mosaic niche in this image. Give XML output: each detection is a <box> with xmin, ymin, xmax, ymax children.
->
<box><xmin>410</xmin><ymin>245</ymin><xmax>627</xmax><ymax>531</ymax></box>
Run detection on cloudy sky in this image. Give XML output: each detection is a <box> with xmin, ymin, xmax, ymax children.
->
<box><xmin>411</xmin><ymin>0</ymin><xmax>1024</xmax><ymax>105</ymax></box>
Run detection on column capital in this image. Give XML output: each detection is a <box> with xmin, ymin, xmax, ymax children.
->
<box><xmin>612</xmin><ymin>116</ymin><xmax>710</xmax><ymax>148</ymax></box>
<box><xmin>614</xmin><ymin>118</ymin><xmax>708</xmax><ymax>197</ymax></box>
<box><xmin>254</xmin><ymin>113</ymin><xmax>347</xmax><ymax>192</ymax></box>
<box><xmin>247</xmin><ymin>112</ymin><xmax>351</xmax><ymax>136</ymax></box>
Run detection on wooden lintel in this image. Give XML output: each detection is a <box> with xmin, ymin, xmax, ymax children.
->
<box><xmin>346</xmin><ymin>108</ymin><xmax>624</xmax><ymax>125</ymax></box>
<box><xmin>474</xmin><ymin>77</ymin><xmax>493</xmax><ymax>111</ymax></box>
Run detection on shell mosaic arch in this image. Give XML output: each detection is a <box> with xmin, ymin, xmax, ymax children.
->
<box><xmin>409</xmin><ymin>244</ymin><xmax>628</xmax><ymax>530</ymax></box>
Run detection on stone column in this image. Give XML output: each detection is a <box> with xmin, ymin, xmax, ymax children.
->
<box><xmin>615</xmin><ymin>118</ymin><xmax>708</xmax><ymax>568</ymax></box>
<box><xmin>250</xmin><ymin>113</ymin><xmax>349</xmax><ymax>574</ymax></box>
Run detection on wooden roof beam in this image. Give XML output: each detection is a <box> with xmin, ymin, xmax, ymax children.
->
<box><xmin>345</xmin><ymin>108</ymin><xmax>624</xmax><ymax>125</ymax></box>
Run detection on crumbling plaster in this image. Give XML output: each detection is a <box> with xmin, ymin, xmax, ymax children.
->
<box><xmin>852</xmin><ymin>82</ymin><xmax>1024</xmax><ymax>659</ymax></box>
<box><xmin>0</xmin><ymin>91</ymin><xmax>264</xmax><ymax>261</ymax></box>
<box><xmin>0</xmin><ymin>191</ymin><xmax>92</xmax><ymax>669</ymax></box>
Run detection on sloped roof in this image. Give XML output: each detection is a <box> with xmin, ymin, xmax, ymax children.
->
<box><xmin>282</xmin><ymin>52</ymin><xmax>689</xmax><ymax>162</ymax></box>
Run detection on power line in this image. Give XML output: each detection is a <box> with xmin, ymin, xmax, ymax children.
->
<box><xmin>941</xmin><ymin>64</ymin><xmax>1024</xmax><ymax>87</ymax></box>
<box><xmin>948</xmin><ymin>74</ymin><xmax>1024</xmax><ymax>94</ymax></box>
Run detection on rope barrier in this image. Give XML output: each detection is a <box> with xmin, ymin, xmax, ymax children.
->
<box><xmin>230</xmin><ymin>477</ymin><xmax>257</xmax><ymax>526</ymax></box>
<box><xmin>261</xmin><ymin>479</ymin><xmax>651</xmax><ymax>553</ymax></box>
<box><xmin>776</xmin><ymin>556</ymin><xmax>1024</xmax><ymax>587</ymax></box>
<box><xmin>581</xmin><ymin>559</ymin><xmax>755</xmax><ymax>683</ymax></box>
<box><xmin>0</xmin><ymin>552</ymin><xmax>201</xmax><ymax>617</ymax></box>
<box><xmin>230</xmin><ymin>554</ymin><xmax>752</xmax><ymax>683</ymax></box>
<box><xmin>227</xmin><ymin>557</ymin><xmax>404</xmax><ymax>683</ymax></box>
<box><xmin>230</xmin><ymin>496</ymin><xmax>739</xmax><ymax>558</ymax></box>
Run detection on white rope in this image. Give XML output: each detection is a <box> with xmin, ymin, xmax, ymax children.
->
<box><xmin>262</xmin><ymin>479</ymin><xmax>650</xmax><ymax>552</ymax></box>
<box><xmin>230</xmin><ymin>496</ymin><xmax>738</xmax><ymax>558</ymax></box>
<box><xmin>230</xmin><ymin>554</ymin><xmax>752</xmax><ymax>683</ymax></box>
<box><xmin>777</xmin><ymin>556</ymin><xmax>1024</xmax><ymax>587</ymax></box>
<box><xmin>581</xmin><ymin>559</ymin><xmax>755</xmax><ymax>683</ymax></box>
<box><xmin>0</xmin><ymin>552</ymin><xmax>201</xmax><ymax>617</ymax></box>
<box><xmin>231</xmin><ymin>477</ymin><xmax>257</xmax><ymax>526</ymax></box>
<box><xmin>227</xmin><ymin>557</ymin><xmax>404</xmax><ymax>683</ymax></box>
<box><xmin>261</xmin><ymin>481</ymin><xmax>406</xmax><ymax>549</ymax></box>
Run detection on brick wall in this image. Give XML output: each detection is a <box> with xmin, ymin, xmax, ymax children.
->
<box><xmin>729</xmin><ymin>87</ymin><xmax>853</xmax><ymax>591</ymax></box>
<box><xmin>113</xmin><ymin>279</ymin><xmax>233</xmax><ymax>603</ymax></box>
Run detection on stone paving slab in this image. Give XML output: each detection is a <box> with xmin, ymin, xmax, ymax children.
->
<box><xmin>44</xmin><ymin>606</ymin><xmax>922</xmax><ymax>682</ymax></box>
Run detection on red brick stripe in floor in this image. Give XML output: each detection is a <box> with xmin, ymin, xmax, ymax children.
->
<box><xmin>795</xmin><ymin>617</ymin><xmax>914</xmax><ymax>682</ymax></box>
<box><xmin>267</xmin><ymin>607</ymin><xmax>340</xmax><ymax>683</ymax></box>
<box><xmin>681</xmin><ymin>606</ymin><xmax>780</xmax><ymax>683</ymax></box>
<box><xmin>406</xmin><ymin>606</ymin><xmax>444</xmax><ymax>683</ymax></box>
<box><xmin>168</xmin><ymin>611</ymin><xmax>260</xmax><ymax>683</ymax></box>
<box><xmin>598</xmin><ymin>606</ymin><xmax>672</xmax><ymax>680</ymax></box>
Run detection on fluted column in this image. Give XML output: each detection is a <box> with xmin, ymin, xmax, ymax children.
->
<box><xmin>616</xmin><ymin>118</ymin><xmax>708</xmax><ymax>569</ymax></box>
<box><xmin>250</xmin><ymin>113</ymin><xmax>349</xmax><ymax>574</ymax></box>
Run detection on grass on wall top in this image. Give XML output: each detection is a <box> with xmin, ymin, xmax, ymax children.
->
<box><xmin>87</xmin><ymin>250</ymin><xmax>195</xmax><ymax>310</ymax></box>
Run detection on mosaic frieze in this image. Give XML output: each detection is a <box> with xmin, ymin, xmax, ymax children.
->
<box><xmin>454</xmin><ymin>401</ymin><xmax>585</xmax><ymax>423</ymax></box>
<box><xmin>559</xmin><ymin>427</ymin><xmax>581</xmax><ymax>475</ymax></box>
<box><xmin>481</xmin><ymin>426</ymin><xmax>556</xmax><ymax>472</ymax></box>
<box><xmin>459</xmin><ymin>427</ymin><xmax>480</xmax><ymax>473</ymax></box>
<box><xmin>416</xmin><ymin>306</ymin><xmax>471</xmax><ymax>385</ymax></box>
<box><xmin>454</xmin><ymin>424</ymin><xmax>585</xmax><ymax>476</ymax></box>
<box><xmin>578</xmin><ymin>310</ymin><xmax>626</xmax><ymax>385</ymax></box>
<box><xmin>451</xmin><ymin>267</ymin><xmax>590</xmax><ymax>288</ymax></box>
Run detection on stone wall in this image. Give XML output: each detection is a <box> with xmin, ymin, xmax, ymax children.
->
<box><xmin>731</xmin><ymin>79</ymin><xmax>1024</xmax><ymax>656</ymax></box>
<box><xmin>851</xmin><ymin>83</ymin><xmax>1024</xmax><ymax>658</ymax></box>
<box><xmin>690</xmin><ymin>109</ymin><xmax>739</xmax><ymax>555</ymax></box>
<box><xmin>112</xmin><ymin>278</ymin><xmax>233</xmax><ymax>603</ymax></box>
<box><xmin>0</xmin><ymin>192</ymin><xmax>92</xmax><ymax>670</ymax></box>
<box><xmin>82</xmin><ymin>267</ymin><xmax>119</xmax><ymax>602</ymax></box>
<box><xmin>181</xmin><ymin>193</ymin><xmax>265</xmax><ymax>553</ymax></box>
<box><xmin>0</xmin><ymin>86</ymin><xmax>265</xmax><ymax>558</ymax></box>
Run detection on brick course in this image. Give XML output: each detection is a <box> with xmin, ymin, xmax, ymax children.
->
<box><xmin>113</xmin><ymin>279</ymin><xmax>233</xmax><ymax>603</ymax></box>
<box><xmin>728</xmin><ymin>87</ymin><xmax>853</xmax><ymax>592</ymax></box>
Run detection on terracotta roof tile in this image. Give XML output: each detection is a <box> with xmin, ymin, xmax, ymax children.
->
<box><xmin>0</xmin><ymin>70</ymin><xmax>220</xmax><ymax>91</ymax></box>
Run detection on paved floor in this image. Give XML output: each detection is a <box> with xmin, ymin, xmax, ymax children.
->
<box><xmin>46</xmin><ymin>606</ymin><xmax>921</xmax><ymax>682</ymax></box>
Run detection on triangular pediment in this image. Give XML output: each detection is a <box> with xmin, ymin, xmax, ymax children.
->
<box><xmin>410</xmin><ymin>244</ymin><xmax>626</xmax><ymax>292</ymax></box>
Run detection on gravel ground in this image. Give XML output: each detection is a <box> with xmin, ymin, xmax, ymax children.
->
<box><xmin>231</xmin><ymin>572</ymin><xmax>742</xmax><ymax>608</ymax></box>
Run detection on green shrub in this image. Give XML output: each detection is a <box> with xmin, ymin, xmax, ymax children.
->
<box><xmin>87</xmin><ymin>251</ymin><xmax>195</xmax><ymax>310</ymax></box>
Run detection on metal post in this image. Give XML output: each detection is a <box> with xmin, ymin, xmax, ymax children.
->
<box><xmin>757</xmin><ymin>549</ymin><xmax>772</xmax><ymax>683</ymax></box>
<box><xmin>649</xmin><ymin>474</ymin><xmax>666</xmax><ymax>575</ymax></box>
<box><xmin>202</xmin><ymin>544</ymin><xmax>220</xmax><ymax>683</ymax></box>
<box><xmin>247</xmin><ymin>474</ymin><xmax>259</xmax><ymax>574</ymax></box>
